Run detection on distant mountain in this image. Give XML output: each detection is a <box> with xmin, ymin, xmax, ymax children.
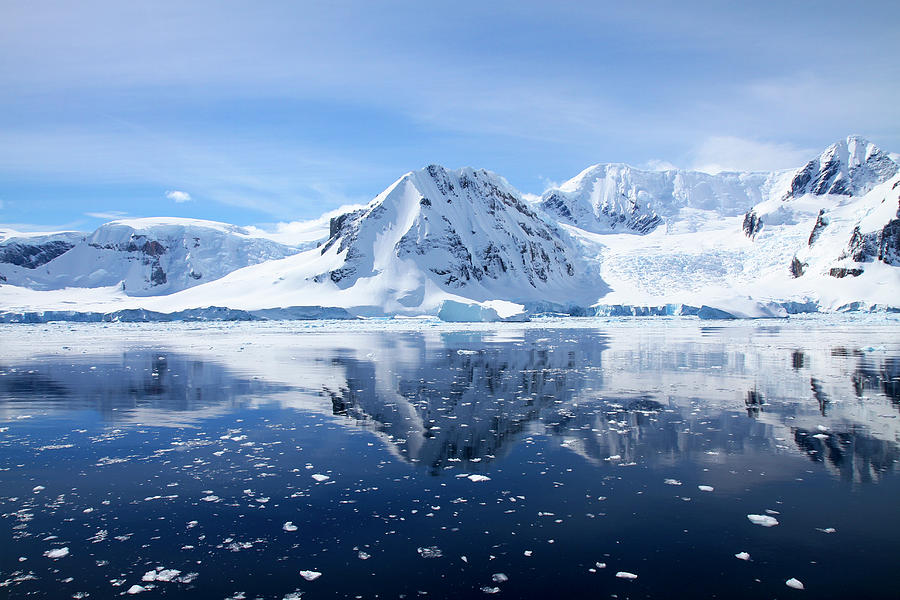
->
<box><xmin>0</xmin><ymin>218</ymin><xmax>299</xmax><ymax>296</ymax></box>
<box><xmin>540</xmin><ymin>163</ymin><xmax>778</xmax><ymax>234</ymax></box>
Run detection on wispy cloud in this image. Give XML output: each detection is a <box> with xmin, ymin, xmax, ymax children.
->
<box><xmin>85</xmin><ymin>211</ymin><xmax>128</xmax><ymax>220</ymax></box>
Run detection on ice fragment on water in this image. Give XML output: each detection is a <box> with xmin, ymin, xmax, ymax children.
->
<box><xmin>735</xmin><ymin>552</ymin><xmax>750</xmax><ymax>561</ymax></box>
<box><xmin>481</xmin><ymin>587</ymin><xmax>500</xmax><ymax>594</ymax></box>
<box><xmin>417</xmin><ymin>546</ymin><xmax>442</xmax><ymax>559</ymax></box>
<box><xmin>126</xmin><ymin>585</ymin><xmax>146</xmax><ymax>594</ymax></box>
<box><xmin>283</xmin><ymin>521</ymin><xmax>297</xmax><ymax>532</ymax></box>
<box><xmin>785</xmin><ymin>578</ymin><xmax>804</xmax><ymax>590</ymax></box>
<box><xmin>299</xmin><ymin>570</ymin><xmax>321</xmax><ymax>581</ymax></box>
<box><xmin>698</xmin><ymin>485</ymin><xmax>714</xmax><ymax>492</ymax></box>
<box><xmin>816</xmin><ymin>527</ymin><xmax>836</xmax><ymax>534</ymax></box>
<box><xmin>747</xmin><ymin>514</ymin><xmax>778</xmax><ymax>527</ymax></box>
<box><xmin>467</xmin><ymin>475</ymin><xmax>491</xmax><ymax>482</ymax></box>
<box><xmin>664</xmin><ymin>479</ymin><xmax>682</xmax><ymax>486</ymax></box>
<box><xmin>311</xmin><ymin>474</ymin><xmax>330</xmax><ymax>482</ymax></box>
<box><xmin>616</xmin><ymin>571</ymin><xmax>638</xmax><ymax>579</ymax></box>
<box><xmin>492</xmin><ymin>573</ymin><xmax>508</xmax><ymax>583</ymax></box>
<box><xmin>44</xmin><ymin>547</ymin><xmax>69</xmax><ymax>559</ymax></box>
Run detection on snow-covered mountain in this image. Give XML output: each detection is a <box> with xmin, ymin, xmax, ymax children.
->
<box><xmin>539</xmin><ymin>163</ymin><xmax>781</xmax><ymax>234</ymax></box>
<box><xmin>0</xmin><ymin>136</ymin><xmax>897</xmax><ymax>320</ymax></box>
<box><xmin>0</xmin><ymin>218</ymin><xmax>299</xmax><ymax>296</ymax></box>
<box><xmin>312</xmin><ymin>165</ymin><xmax>594</xmax><ymax>302</ymax></box>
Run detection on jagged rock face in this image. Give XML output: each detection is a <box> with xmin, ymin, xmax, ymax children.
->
<box><xmin>0</xmin><ymin>240</ymin><xmax>75</xmax><ymax>269</ymax></box>
<box><xmin>540</xmin><ymin>164</ymin><xmax>772</xmax><ymax>234</ymax></box>
<box><xmin>316</xmin><ymin>165</ymin><xmax>581</xmax><ymax>299</ymax></box>
<box><xmin>785</xmin><ymin>136</ymin><xmax>898</xmax><ymax>199</ymax></box>
<box><xmin>846</xmin><ymin>218</ymin><xmax>900</xmax><ymax>266</ymax></box>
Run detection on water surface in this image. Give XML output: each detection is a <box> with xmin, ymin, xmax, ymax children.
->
<box><xmin>1</xmin><ymin>319</ymin><xmax>898</xmax><ymax>598</ymax></box>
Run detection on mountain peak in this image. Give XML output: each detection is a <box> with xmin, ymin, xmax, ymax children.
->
<box><xmin>784</xmin><ymin>136</ymin><xmax>898</xmax><ymax>199</ymax></box>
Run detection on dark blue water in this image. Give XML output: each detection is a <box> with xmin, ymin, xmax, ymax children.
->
<box><xmin>1</xmin><ymin>321</ymin><xmax>898</xmax><ymax>598</ymax></box>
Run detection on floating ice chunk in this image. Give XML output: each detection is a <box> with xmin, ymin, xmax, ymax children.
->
<box><xmin>698</xmin><ymin>485</ymin><xmax>714</xmax><ymax>492</ymax></box>
<box><xmin>523</xmin><ymin>550</ymin><xmax>533</xmax><ymax>557</ymax></box>
<box><xmin>481</xmin><ymin>587</ymin><xmax>501</xmax><ymax>594</ymax></box>
<box><xmin>299</xmin><ymin>570</ymin><xmax>321</xmax><ymax>581</ymax></box>
<box><xmin>417</xmin><ymin>546</ymin><xmax>442</xmax><ymax>559</ymax></box>
<box><xmin>44</xmin><ymin>547</ymin><xmax>69</xmax><ymax>559</ymax></box>
<box><xmin>33</xmin><ymin>485</ymin><xmax>45</xmax><ymax>493</ymax></box>
<box><xmin>492</xmin><ymin>573</ymin><xmax>508</xmax><ymax>583</ymax></box>
<box><xmin>126</xmin><ymin>585</ymin><xmax>146</xmax><ymax>594</ymax></box>
<box><xmin>358</xmin><ymin>551</ymin><xmax>371</xmax><ymax>560</ymax></box>
<box><xmin>735</xmin><ymin>552</ymin><xmax>750</xmax><ymax>561</ymax></box>
<box><xmin>595</xmin><ymin>562</ymin><xmax>606</xmax><ymax>569</ymax></box>
<box><xmin>664</xmin><ymin>479</ymin><xmax>682</xmax><ymax>486</ymax></box>
<box><xmin>816</xmin><ymin>527</ymin><xmax>836</xmax><ymax>534</ymax></box>
<box><xmin>283</xmin><ymin>522</ymin><xmax>298</xmax><ymax>532</ymax></box>
<box><xmin>616</xmin><ymin>571</ymin><xmax>638</xmax><ymax>580</ymax></box>
<box><xmin>785</xmin><ymin>578</ymin><xmax>804</xmax><ymax>590</ymax></box>
<box><xmin>467</xmin><ymin>475</ymin><xmax>491</xmax><ymax>482</ymax></box>
<box><xmin>200</xmin><ymin>495</ymin><xmax>220</xmax><ymax>502</ymax></box>
<box><xmin>747</xmin><ymin>514</ymin><xmax>779</xmax><ymax>527</ymax></box>
<box><xmin>311</xmin><ymin>474</ymin><xmax>330</xmax><ymax>482</ymax></box>
<box><xmin>812</xmin><ymin>434</ymin><xmax>829</xmax><ymax>440</ymax></box>
<box><xmin>142</xmin><ymin>568</ymin><xmax>181</xmax><ymax>582</ymax></box>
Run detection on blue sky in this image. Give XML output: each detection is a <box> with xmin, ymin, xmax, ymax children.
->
<box><xmin>1</xmin><ymin>0</ymin><xmax>898</xmax><ymax>232</ymax></box>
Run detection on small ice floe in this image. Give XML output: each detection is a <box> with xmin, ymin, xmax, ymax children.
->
<box><xmin>816</xmin><ymin>527</ymin><xmax>836</xmax><ymax>534</ymax></box>
<box><xmin>605</xmin><ymin>455</ymin><xmax>621</xmax><ymax>461</ymax></box>
<box><xmin>467</xmin><ymin>475</ymin><xmax>491</xmax><ymax>482</ymax></box>
<box><xmin>283</xmin><ymin>522</ymin><xmax>298</xmax><ymax>532</ymax></box>
<box><xmin>615</xmin><ymin>571</ymin><xmax>638</xmax><ymax>580</ymax></box>
<box><xmin>664</xmin><ymin>479</ymin><xmax>682</xmax><ymax>486</ymax></box>
<box><xmin>595</xmin><ymin>562</ymin><xmax>607</xmax><ymax>569</ymax></box>
<box><xmin>816</xmin><ymin>425</ymin><xmax>829</xmax><ymax>433</ymax></box>
<box><xmin>747</xmin><ymin>514</ymin><xmax>779</xmax><ymax>527</ymax></box>
<box><xmin>698</xmin><ymin>485</ymin><xmax>714</xmax><ymax>492</ymax></box>
<box><xmin>200</xmin><ymin>495</ymin><xmax>220</xmax><ymax>502</ymax></box>
<box><xmin>492</xmin><ymin>573</ymin><xmax>508</xmax><ymax>583</ymax></box>
<box><xmin>461</xmin><ymin>556</ymin><xmax>468</xmax><ymax>563</ymax></box>
<box><xmin>33</xmin><ymin>485</ymin><xmax>45</xmax><ymax>493</ymax></box>
<box><xmin>299</xmin><ymin>570</ymin><xmax>321</xmax><ymax>581</ymax></box>
<box><xmin>735</xmin><ymin>552</ymin><xmax>750</xmax><ymax>561</ymax></box>
<box><xmin>142</xmin><ymin>568</ymin><xmax>181</xmax><ymax>582</ymax></box>
<box><xmin>417</xmin><ymin>546</ymin><xmax>442</xmax><ymax>559</ymax></box>
<box><xmin>523</xmin><ymin>550</ymin><xmax>533</xmax><ymax>557</ymax></box>
<box><xmin>126</xmin><ymin>585</ymin><xmax>146</xmax><ymax>594</ymax></box>
<box><xmin>358</xmin><ymin>551</ymin><xmax>371</xmax><ymax>560</ymax></box>
<box><xmin>785</xmin><ymin>578</ymin><xmax>804</xmax><ymax>590</ymax></box>
<box><xmin>481</xmin><ymin>587</ymin><xmax>501</xmax><ymax>594</ymax></box>
<box><xmin>311</xmin><ymin>474</ymin><xmax>330</xmax><ymax>482</ymax></box>
<box><xmin>812</xmin><ymin>434</ymin><xmax>829</xmax><ymax>440</ymax></box>
<box><xmin>44</xmin><ymin>547</ymin><xmax>69</xmax><ymax>559</ymax></box>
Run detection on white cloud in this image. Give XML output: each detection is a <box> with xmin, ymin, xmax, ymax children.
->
<box><xmin>690</xmin><ymin>136</ymin><xmax>815</xmax><ymax>174</ymax></box>
<box><xmin>165</xmin><ymin>190</ymin><xmax>192</xmax><ymax>203</ymax></box>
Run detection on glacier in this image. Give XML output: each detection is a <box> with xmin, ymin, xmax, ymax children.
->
<box><xmin>1</xmin><ymin>136</ymin><xmax>898</xmax><ymax>321</ymax></box>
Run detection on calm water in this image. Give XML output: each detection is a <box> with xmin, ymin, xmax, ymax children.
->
<box><xmin>1</xmin><ymin>319</ymin><xmax>898</xmax><ymax>599</ymax></box>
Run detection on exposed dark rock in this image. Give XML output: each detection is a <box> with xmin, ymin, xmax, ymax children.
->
<box><xmin>808</xmin><ymin>209</ymin><xmax>829</xmax><ymax>245</ymax></box>
<box><xmin>742</xmin><ymin>210</ymin><xmax>762</xmax><ymax>238</ymax></box>
<box><xmin>829</xmin><ymin>267</ymin><xmax>864</xmax><ymax>278</ymax></box>
<box><xmin>0</xmin><ymin>240</ymin><xmax>75</xmax><ymax>269</ymax></box>
<box><xmin>790</xmin><ymin>256</ymin><xmax>806</xmax><ymax>278</ymax></box>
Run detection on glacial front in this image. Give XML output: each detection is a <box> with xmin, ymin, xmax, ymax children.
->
<box><xmin>1</xmin><ymin>318</ymin><xmax>899</xmax><ymax>598</ymax></box>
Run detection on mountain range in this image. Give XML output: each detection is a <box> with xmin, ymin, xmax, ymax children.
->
<box><xmin>1</xmin><ymin>135</ymin><xmax>898</xmax><ymax>321</ymax></box>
